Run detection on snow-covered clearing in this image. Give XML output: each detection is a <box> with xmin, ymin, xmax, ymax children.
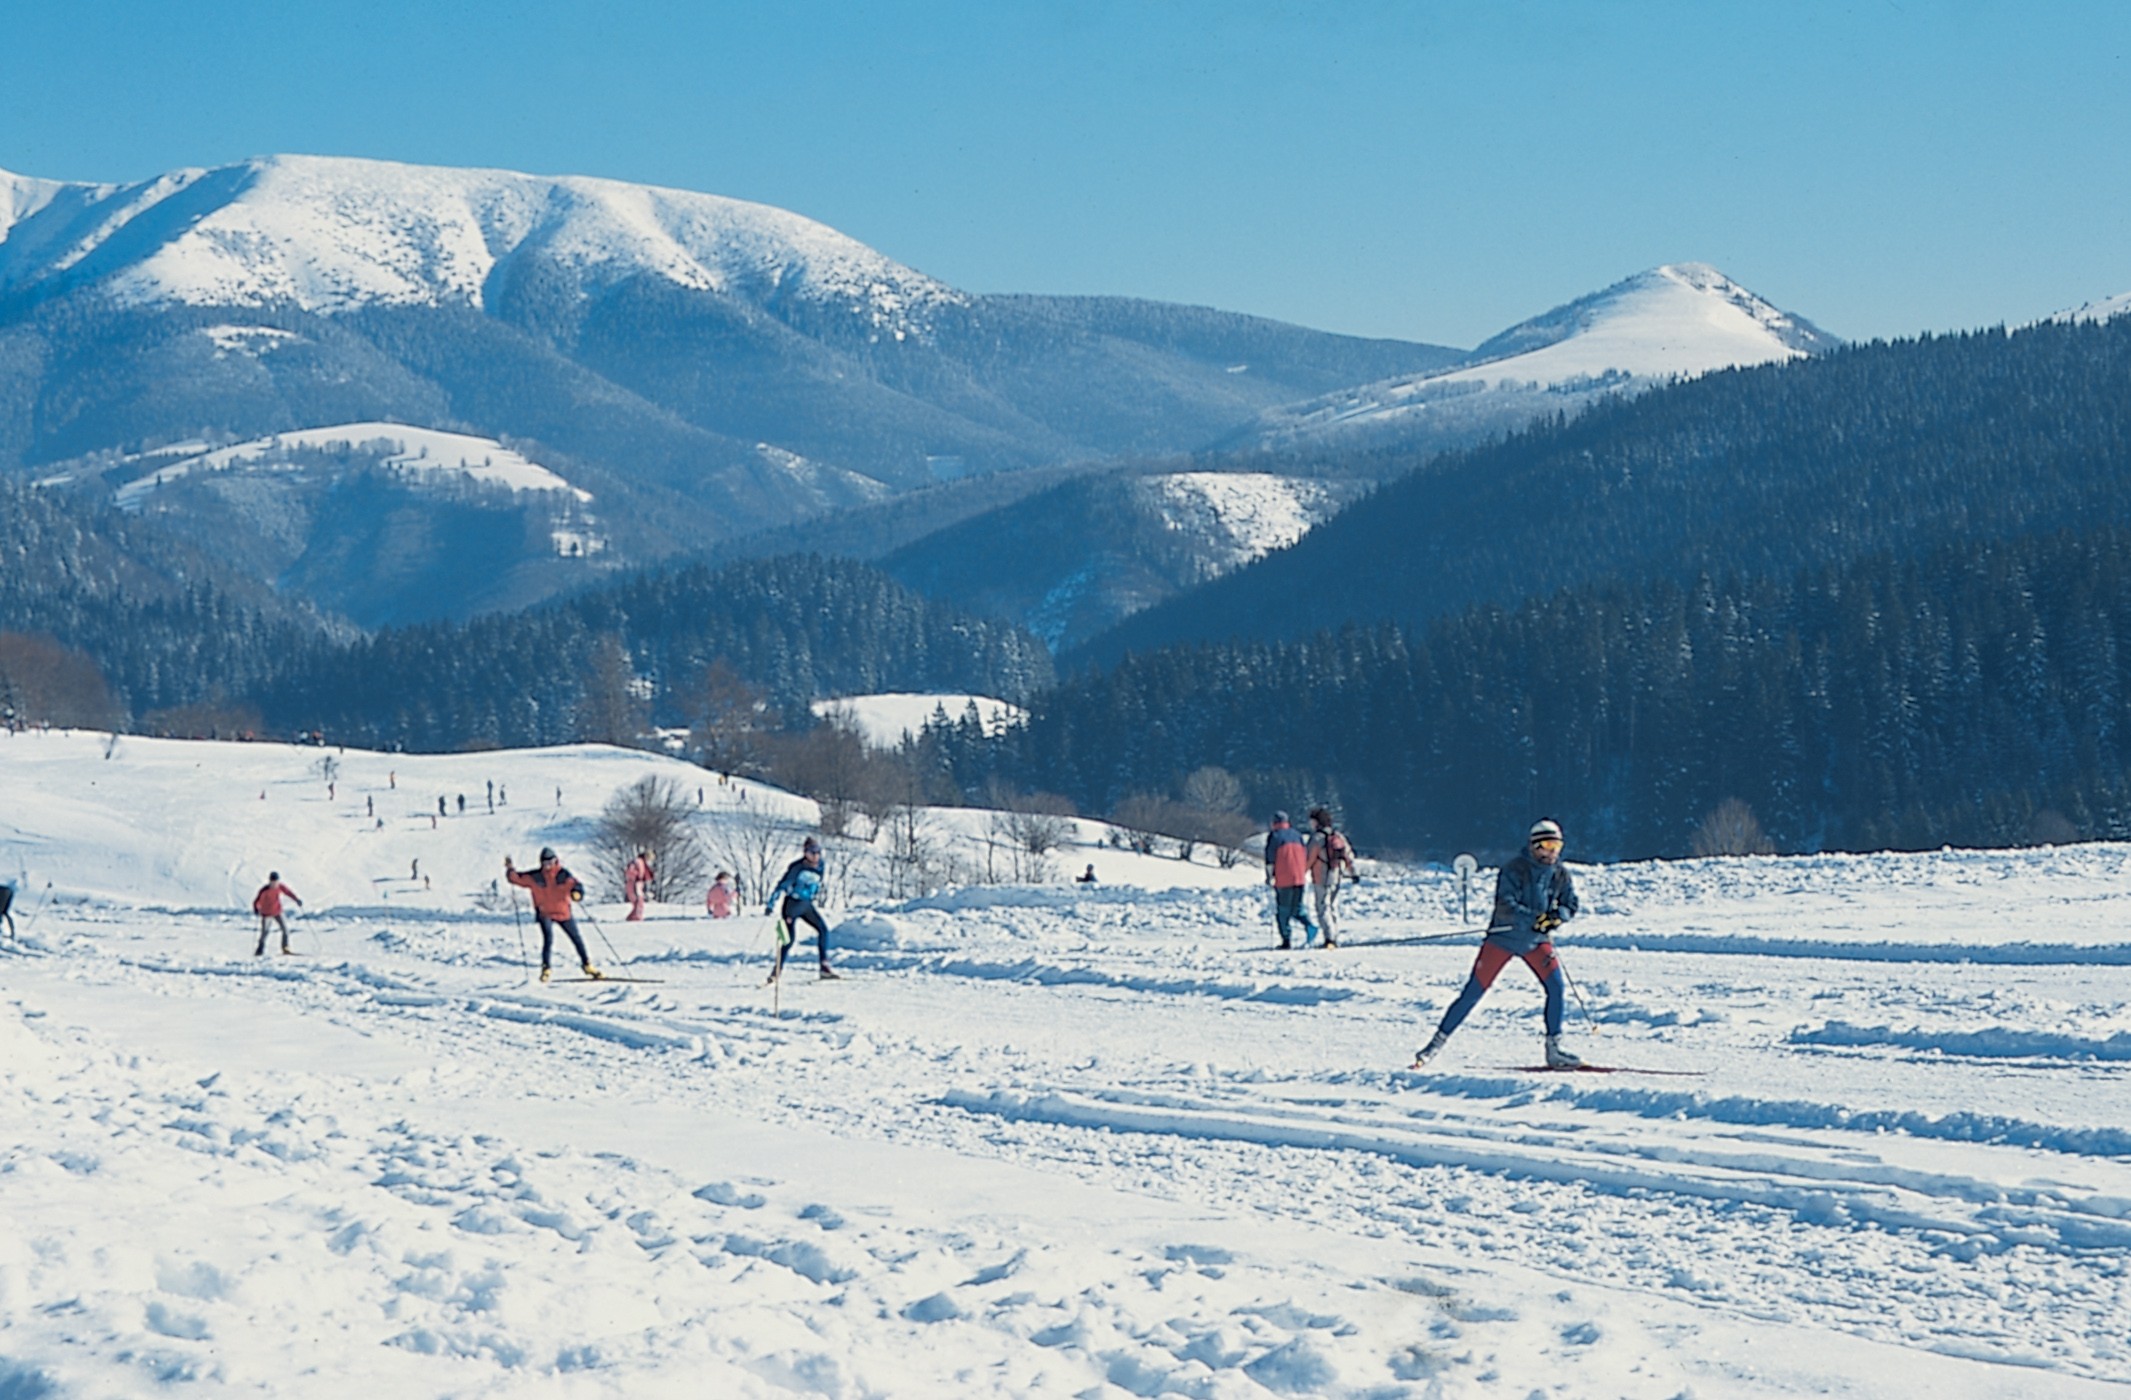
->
<box><xmin>108</xmin><ymin>423</ymin><xmax>590</xmax><ymax>509</ymax></box>
<box><xmin>2</xmin><ymin>732</ymin><xmax>2127</xmax><ymax>1397</ymax></box>
<box><xmin>810</xmin><ymin>695</ymin><xmax>1025</xmax><ymax>749</ymax></box>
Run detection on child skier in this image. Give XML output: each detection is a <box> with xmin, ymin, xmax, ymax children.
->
<box><xmin>624</xmin><ymin>849</ymin><xmax>654</xmax><ymax>921</ymax></box>
<box><xmin>1413</xmin><ymin>818</ymin><xmax>1584</xmax><ymax>1069</ymax></box>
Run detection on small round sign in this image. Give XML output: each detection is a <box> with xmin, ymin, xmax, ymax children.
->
<box><xmin>1453</xmin><ymin>853</ymin><xmax>1478</xmax><ymax>879</ymax></box>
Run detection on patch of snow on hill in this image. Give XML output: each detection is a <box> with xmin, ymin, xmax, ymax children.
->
<box><xmin>813</xmin><ymin>693</ymin><xmax>1025</xmax><ymax>748</ymax></box>
<box><xmin>1148</xmin><ymin>472</ymin><xmax>1341</xmax><ymax>570</ymax></box>
<box><xmin>111</xmin><ymin>422</ymin><xmax>591</xmax><ymax>508</ymax></box>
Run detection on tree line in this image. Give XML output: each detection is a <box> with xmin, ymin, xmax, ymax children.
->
<box><xmin>917</xmin><ymin>524</ymin><xmax>2131</xmax><ymax>861</ymax></box>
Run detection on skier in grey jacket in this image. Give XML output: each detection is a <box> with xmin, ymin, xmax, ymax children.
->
<box><xmin>1413</xmin><ymin>818</ymin><xmax>1583</xmax><ymax>1068</ymax></box>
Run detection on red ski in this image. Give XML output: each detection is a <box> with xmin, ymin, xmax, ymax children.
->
<box><xmin>1506</xmin><ymin>1064</ymin><xmax>1705</xmax><ymax>1077</ymax></box>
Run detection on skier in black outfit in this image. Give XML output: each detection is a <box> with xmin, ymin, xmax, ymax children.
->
<box><xmin>0</xmin><ymin>881</ymin><xmax>15</xmax><ymax>938</ymax></box>
<box><xmin>766</xmin><ymin>837</ymin><xmax>837</xmax><ymax>982</ymax></box>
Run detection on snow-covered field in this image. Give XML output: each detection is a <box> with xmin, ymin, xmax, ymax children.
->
<box><xmin>4</xmin><ymin>732</ymin><xmax>2129</xmax><ymax>1398</ymax></box>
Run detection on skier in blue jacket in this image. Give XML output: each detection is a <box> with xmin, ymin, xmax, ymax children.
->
<box><xmin>1413</xmin><ymin>818</ymin><xmax>1583</xmax><ymax>1068</ymax></box>
<box><xmin>766</xmin><ymin>837</ymin><xmax>838</xmax><ymax>982</ymax></box>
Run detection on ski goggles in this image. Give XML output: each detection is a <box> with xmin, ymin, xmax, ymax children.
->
<box><xmin>1531</xmin><ymin>836</ymin><xmax>1563</xmax><ymax>851</ymax></box>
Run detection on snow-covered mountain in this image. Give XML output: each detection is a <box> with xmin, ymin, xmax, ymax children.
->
<box><xmin>0</xmin><ymin>154</ymin><xmax>963</xmax><ymax>334</ymax></box>
<box><xmin>878</xmin><ymin>468</ymin><xmax>1365</xmax><ymax>653</ymax></box>
<box><xmin>1250</xmin><ymin>263</ymin><xmax>1837</xmax><ymax>449</ymax></box>
<box><xmin>0</xmin><ymin>154</ymin><xmax>1457</xmax><ymax>625</ymax></box>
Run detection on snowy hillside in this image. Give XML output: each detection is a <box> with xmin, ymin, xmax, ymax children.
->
<box><xmin>5</xmin><ymin>731</ymin><xmax>2129</xmax><ymax>1395</ymax></box>
<box><xmin>2050</xmin><ymin>290</ymin><xmax>2131</xmax><ymax>325</ymax></box>
<box><xmin>104</xmin><ymin>423</ymin><xmax>592</xmax><ymax>510</ymax></box>
<box><xmin>0</xmin><ymin>155</ymin><xmax>964</xmax><ymax>335</ymax></box>
<box><xmin>1146</xmin><ymin>471</ymin><xmax>1343</xmax><ymax>572</ymax></box>
<box><xmin>1254</xmin><ymin>263</ymin><xmax>1836</xmax><ymax>445</ymax></box>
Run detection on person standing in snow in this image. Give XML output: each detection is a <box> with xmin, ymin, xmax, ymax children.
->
<box><xmin>0</xmin><ymin>881</ymin><xmax>17</xmax><ymax>938</ymax></box>
<box><xmin>1307</xmin><ymin>807</ymin><xmax>1360</xmax><ymax>948</ymax></box>
<box><xmin>624</xmin><ymin>850</ymin><xmax>654</xmax><ymax>921</ymax></box>
<box><xmin>706</xmin><ymin>871</ymin><xmax>736</xmax><ymax>919</ymax></box>
<box><xmin>1264</xmin><ymin>811</ymin><xmax>1319</xmax><ymax>949</ymax></box>
<box><xmin>505</xmin><ymin>847</ymin><xmax>601</xmax><ymax>982</ymax></box>
<box><xmin>1413</xmin><ymin>818</ymin><xmax>1583</xmax><ymax>1069</ymax></box>
<box><xmin>766</xmin><ymin>837</ymin><xmax>837</xmax><ymax>982</ymax></box>
<box><xmin>251</xmin><ymin>873</ymin><xmax>303</xmax><ymax>956</ymax></box>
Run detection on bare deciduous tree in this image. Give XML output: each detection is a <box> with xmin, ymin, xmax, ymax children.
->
<box><xmin>686</xmin><ymin>658</ymin><xmax>777</xmax><ymax>776</ymax></box>
<box><xmin>575</xmin><ymin>635</ymin><xmax>648</xmax><ymax>747</ymax></box>
<box><xmin>1689</xmin><ymin>798</ymin><xmax>1777</xmax><ymax>857</ymax></box>
<box><xmin>0</xmin><ymin>632</ymin><xmax>122</xmax><ymax>730</ymax></box>
<box><xmin>594</xmin><ymin>776</ymin><xmax>709</xmax><ymax>900</ymax></box>
<box><xmin>709</xmin><ymin>803</ymin><xmax>804</xmax><ymax>908</ymax></box>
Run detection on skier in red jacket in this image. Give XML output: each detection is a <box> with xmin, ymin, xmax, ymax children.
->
<box><xmin>251</xmin><ymin>873</ymin><xmax>303</xmax><ymax>956</ymax></box>
<box><xmin>506</xmin><ymin>847</ymin><xmax>601</xmax><ymax>982</ymax></box>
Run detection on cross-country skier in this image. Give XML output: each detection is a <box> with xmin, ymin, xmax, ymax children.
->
<box><xmin>1413</xmin><ymin>818</ymin><xmax>1583</xmax><ymax>1069</ymax></box>
<box><xmin>624</xmin><ymin>850</ymin><xmax>654</xmax><ymax>921</ymax></box>
<box><xmin>1306</xmin><ymin>807</ymin><xmax>1359</xmax><ymax>948</ymax></box>
<box><xmin>766</xmin><ymin>837</ymin><xmax>837</xmax><ymax>981</ymax></box>
<box><xmin>706</xmin><ymin>871</ymin><xmax>735</xmax><ymax>919</ymax></box>
<box><xmin>251</xmin><ymin>873</ymin><xmax>303</xmax><ymax>956</ymax></box>
<box><xmin>1264</xmin><ymin>811</ymin><xmax>1318</xmax><ymax>949</ymax></box>
<box><xmin>505</xmin><ymin>847</ymin><xmax>602</xmax><ymax>982</ymax></box>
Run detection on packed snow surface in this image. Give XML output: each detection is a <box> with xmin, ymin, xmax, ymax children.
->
<box><xmin>0</xmin><ymin>155</ymin><xmax>964</xmax><ymax>334</ymax></box>
<box><xmin>811</xmin><ymin>694</ymin><xmax>1025</xmax><ymax>748</ymax></box>
<box><xmin>109</xmin><ymin>422</ymin><xmax>590</xmax><ymax>508</ymax></box>
<box><xmin>4</xmin><ymin>730</ymin><xmax>2130</xmax><ymax>1397</ymax></box>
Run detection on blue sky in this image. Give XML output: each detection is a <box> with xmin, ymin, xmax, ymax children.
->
<box><xmin>7</xmin><ymin>1</ymin><xmax>2128</xmax><ymax>346</ymax></box>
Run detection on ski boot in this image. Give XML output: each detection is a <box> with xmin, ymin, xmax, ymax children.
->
<box><xmin>1544</xmin><ymin>1035</ymin><xmax>1583</xmax><ymax>1069</ymax></box>
<box><xmin>1411</xmin><ymin>1031</ymin><xmax>1448</xmax><ymax>1069</ymax></box>
<box><xmin>582</xmin><ymin>963</ymin><xmax>604</xmax><ymax>981</ymax></box>
<box><xmin>539</xmin><ymin>966</ymin><xmax>552</xmax><ymax>983</ymax></box>
<box><xmin>818</xmin><ymin>964</ymin><xmax>841</xmax><ymax>981</ymax></box>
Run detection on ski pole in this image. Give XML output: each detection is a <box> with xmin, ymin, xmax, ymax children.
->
<box><xmin>508</xmin><ymin>886</ymin><xmax>531</xmax><ymax>977</ymax></box>
<box><xmin>582</xmin><ymin>908</ymin><xmax>634</xmax><ymax>974</ymax></box>
<box><xmin>1559</xmin><ymin>956</ymin><xmax>1600</xmax><ymax>1033</ymax></box>
<box><xmin>19</xmin><ymin>881</ymin><xmax>52</xmax><ymax>938</ymax></box>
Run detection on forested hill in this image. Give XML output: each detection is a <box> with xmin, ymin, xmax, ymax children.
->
<box><xmin>933</xmin><ymin>525</ymin><xmax>2131</xmax><ymax>860</ymax></box>
<box><xmin>1078</xmin><ymin>315</ymin><xmax>2131</xmax><ymax>663</ymax></box>
<box><xmin>259</xmin><ymin>555</ymin><xmax>1054</xmax><ymax>750</ymax></box>
<box><xmin>0</xmin><ymin>482</ymin><xmax>1050</xmax><ymax>746</ymax></box>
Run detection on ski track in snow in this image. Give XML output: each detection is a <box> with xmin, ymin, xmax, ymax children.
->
<box><xmin>4</xmin><ymin>734</ymin><xmax>2131</xmax><ymax>1395</ymax></box>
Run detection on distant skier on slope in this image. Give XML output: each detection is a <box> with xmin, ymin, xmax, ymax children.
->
<box><xmin>1413</xmin><ymin>818</ymin><xmax>1584</xmax><ymax>1069</ymax></box>
<box><xmin>1306</xmin><ymin>807</ymin><xmax>1359</xmax><ymax>948</ymax></box>
<box><xmin>766</xmin><ymin>837</ymin><xmax>837</xmax><ymax>982</ymax></box>
<box><xmin>1264</xmin><ymin>811</ymin><xmax>1319</xmax><ymax>949</ymax></box>
<box><xmin>505</xmin><ymin>847</ymin><xmax>601</xmax><ymax>982</ymax></box>
<box><xmin>624</xmin><ymin>850</ymin><xmax>654</xmax><ymax>922</ymax></box>
<box><xmin>251</xmin><ymin>873</ymin><xmax>304</xmax><ymax>956</ymax></box>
